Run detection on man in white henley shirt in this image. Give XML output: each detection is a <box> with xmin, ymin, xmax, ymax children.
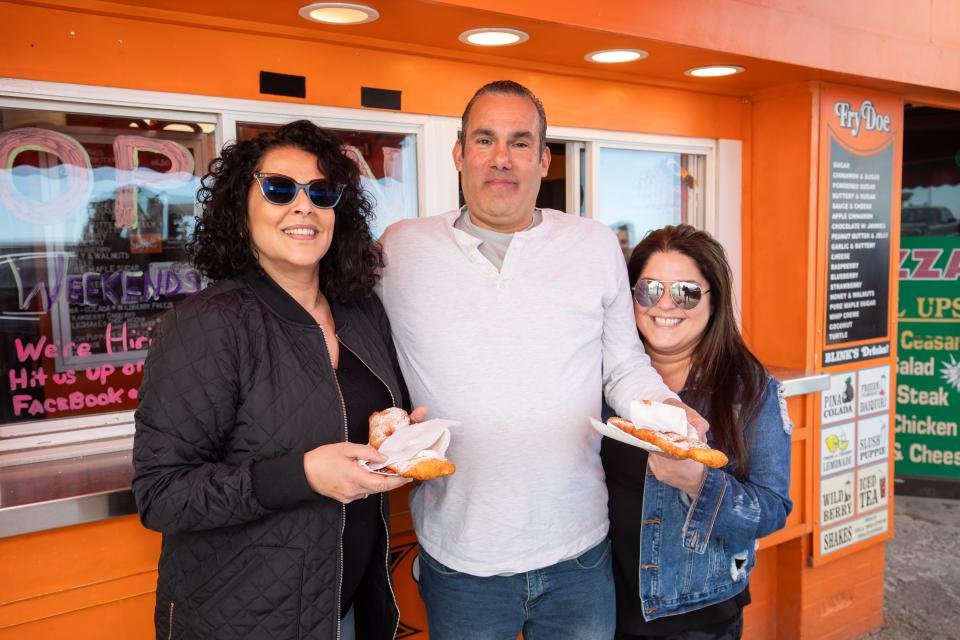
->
<box><xmin>378</xmin><ymin>81</ymin><xmax>688</xmax><ymax>639</ymax></box>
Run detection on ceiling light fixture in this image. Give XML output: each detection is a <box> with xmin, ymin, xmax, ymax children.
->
<box><xmin>684</xmin><ymin>65</ymin><xmax>745</xmax><ymax>78</ymax></box>
<box><xmin>299</xmin><ymin>3</ymin><xmax>379</xmax><ymax>25</ymax></box>
<box><xmin>458</xmin><ymin>28</ymin><xmax>529</xmax><ymax>47</ymax></box>
<box><xmin>585</xmin><ymin>49</ymin><xmax>648</xmax><ymax>64</ymax></box>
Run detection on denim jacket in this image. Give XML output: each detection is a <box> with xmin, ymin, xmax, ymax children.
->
<box><xmin>638</xmin><ymin>375</ymin><xmax>793</xmax><ymax>621</ymax></box>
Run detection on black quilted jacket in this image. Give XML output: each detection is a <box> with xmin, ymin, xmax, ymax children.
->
<box><xmin>133</xmin><ymin>270</ymin><xmax>405</xmax><ymax>640</ymax></box>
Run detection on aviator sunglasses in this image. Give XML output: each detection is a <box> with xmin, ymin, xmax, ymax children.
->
<box><xmin>634</xmin><ymin>279</ymin><xmax>710</xmax><ymax>310</ymax></box>
<box><xmin>253</xmin><ymin>172</ymin><xmax>346</xmax><ymax>209</ymax></box>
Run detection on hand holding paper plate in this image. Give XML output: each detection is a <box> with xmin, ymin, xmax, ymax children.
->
<box><xmin>590</xmin><ymin>400</ymin><xmax>729</xmax><ymax>468</ymax></box>
<box><xmin>360</xmin><ymin>407</ymin><xmax>458</xmax><ymax>480</ymax></box>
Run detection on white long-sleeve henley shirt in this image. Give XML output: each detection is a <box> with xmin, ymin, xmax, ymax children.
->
<box><xmin>378</xmin><ymin>208</ymin><xmax>677</xmax><ymax>576</ymax></box>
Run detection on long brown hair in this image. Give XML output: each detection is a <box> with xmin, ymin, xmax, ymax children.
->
<box><xmin>628</xmin><ymin>225</ymin><xmax>764</xmax><ymax>478</ymax></box>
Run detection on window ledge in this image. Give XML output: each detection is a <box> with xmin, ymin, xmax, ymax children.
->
<box><xmin>0</xmin><ymin>445</ymin><xmax>136</xmax><ymax>538</ymax></box>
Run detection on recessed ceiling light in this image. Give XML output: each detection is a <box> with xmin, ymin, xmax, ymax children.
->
<box><xmin>585</xmin><ymin>49</ymin><xmax>648</xmax><ymax>64</ymax></box>
<box><xmin>458</xmin><ymin>28</ymin><xmax>529</xmax><ymax>47</ymax></box>
<box><xmin>684</xmin><ymin>65</ymin><xmax>745</xmax><ymax>78</ymax></box>
<box><xmin>299</xmin><ymin>3</ymin><xmax>379</xmax><ymax>25</ymax></box>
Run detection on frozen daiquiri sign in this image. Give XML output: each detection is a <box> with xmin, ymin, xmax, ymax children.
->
<box><xmin>813</xmin><ymin>86</ymin><xmax>902</xmax><ymax>565</ymax></box>
<box><xmin>896</xmin><ymin>238</ymin><xmax>960</xmax><ymax>480</ymax></box>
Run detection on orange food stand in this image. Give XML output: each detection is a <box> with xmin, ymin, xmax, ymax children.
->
<box><xmin>1</xmin><ymin>2</ymin><xmax>958</xmax><ymax>638</ymax></box>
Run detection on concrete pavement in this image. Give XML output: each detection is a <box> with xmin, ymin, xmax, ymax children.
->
<box><xmin>864</xmin><ymin>494</ymin><xmax>960</xmax><ymax>640</ymax></box>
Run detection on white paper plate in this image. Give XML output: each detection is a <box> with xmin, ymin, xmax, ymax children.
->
<box><xmin>589</xmin><ymin>416</ymin><xmax>666</xmax><ymax>454</ymax></box>
<box><xmin>357</xmin><ymin>460</ymin><xmax>400</xmax><ymax>476</ymax></box>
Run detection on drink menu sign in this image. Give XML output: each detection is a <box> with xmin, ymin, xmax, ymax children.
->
<box><xmin>813</xmin><ymin>86</ymin><xmax>901</xmax><ymax>565</ymax></box>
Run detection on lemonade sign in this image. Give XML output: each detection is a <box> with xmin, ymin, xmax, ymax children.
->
<box><xmin>822</xmin><ymin>422</ymin><xmax>856</xmax><ymax>476</ymax></box>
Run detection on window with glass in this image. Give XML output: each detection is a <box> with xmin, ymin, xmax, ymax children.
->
<box><xmin>595</xmin><ymin>148</ymin><xmax>706</xmax><ymax>259</ymax></box>
<box><xmin>901</xmin><ymin>106</ymin><xmax>960</xmax><ymax>235</ymax></box>
<box><xmin>452</xmin><ymin>138</ymin><xmax>708</xmax><ymax>257</ymax></box>
<box><xmin>0</xmin><ymin>109</ymin><xmax>215</xmax><ymax>436</ymax></box>
<box><xmin>237</xmin><ymin>123</ymin><xmax>419</xmax><ymax>238</ymax></box>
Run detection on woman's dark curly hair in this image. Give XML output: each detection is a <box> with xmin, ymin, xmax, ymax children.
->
<box><xmin>188</xmin><ymin>119</ymin><xmax>383</xmax><ymax>303</ymax></box>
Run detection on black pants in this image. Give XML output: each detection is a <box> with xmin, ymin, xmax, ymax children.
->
<box><xmin>615</xmin><ymin>611</ymin><xmax>743</xmax><ymax>640</ymax></box>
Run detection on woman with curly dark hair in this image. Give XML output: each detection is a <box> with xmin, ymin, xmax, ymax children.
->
<box><xmin>133</xmin><ymin>120</ymin><xmax>417</xmax><ymax>640</ymax></box>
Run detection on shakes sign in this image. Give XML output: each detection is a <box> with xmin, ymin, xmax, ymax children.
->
<box><xmin>813</xmin><ymin>86</ymin><xmax>901</xmax><ymax>565</ymax></box>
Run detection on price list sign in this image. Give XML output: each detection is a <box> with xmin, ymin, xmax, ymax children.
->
<box><xmin>812</xmin><ymin>86</ymin><xmax>901</xmax><ymax>566</ymax></box>
<box><xmin>826</xmin><ymin>140</ymin><xmax>893</xmax><ymax>345</ymax></box>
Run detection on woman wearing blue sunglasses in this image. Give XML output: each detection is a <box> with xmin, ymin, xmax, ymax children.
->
<box><xmin>133</xmin><ymin>120</ymin><xmax>415</xmax><ymax>640</ymax></box>
<box><xmin>601</xmin><ymin>224</ymin><xmax>793</xmax><ymax>640</ymax></box>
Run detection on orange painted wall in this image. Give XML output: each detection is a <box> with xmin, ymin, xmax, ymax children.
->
<box><xmin>439</xmin><ymin>0</ymin><xmax>960</xmax><ymax>94</ymax></box>
<box><xmin>0</xmin><ymin>516</ymin><xmax>160</xmax><ymax>637</ymax></box>
<box><xmin>0</xmin><ymin>2</ymin><xmax>745</xmax><ymax>141</ymax></box>
<box><xmin>743</xmin><ymin>83</ymin><xmax>818</xmax><ymax>369</ymax></box>
<box><xmin>799</xmin><ymin>538</ymin><xmax>886</xmax><ymax>639</ymax></box>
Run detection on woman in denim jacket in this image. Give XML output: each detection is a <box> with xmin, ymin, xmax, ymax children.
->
<box><xmin>601</xmin><ymin>225</ymin><xmax>793</xmax><ymax>639</ymax></box>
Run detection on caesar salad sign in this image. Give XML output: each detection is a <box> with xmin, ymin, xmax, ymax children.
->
<box><xmin>895</xmin><ymin>238</ymin><xmax>960</xmax><ymax>480</ymax></box>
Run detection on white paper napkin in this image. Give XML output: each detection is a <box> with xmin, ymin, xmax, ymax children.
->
<box><xmin>359</xmin><ymin>418</ymin><xmax>458</xmax><ymax>475</ymax></box>
<box><xmin>629</xmin><ymin>400</ymin><xmax>688</xmax><ymax>436</ymax></box>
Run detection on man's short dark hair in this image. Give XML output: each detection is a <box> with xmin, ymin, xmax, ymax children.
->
<box><xmin>459</xmin><ymin>80</ymin><xmax>547</xmax><ymax>154</ymax></box>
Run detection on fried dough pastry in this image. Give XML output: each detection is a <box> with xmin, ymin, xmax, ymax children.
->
<box><xmin>386</xmin><ymin>455</ymin><xmax>457</xmax><ymax>481</ymax></box>
<box><xmin>368</xmin><ymin>408</ymin><xmax>456</xmax><ymax>480</ymax></box>
<box><xmin>369</xmin><ymin>407</ymin><xmax>409</xmax><ymax>449</ymax></box>
<box><xmin>608</xmin><ymin>417</ymin><xmax>729</xmax><ymax>469</ymax></box>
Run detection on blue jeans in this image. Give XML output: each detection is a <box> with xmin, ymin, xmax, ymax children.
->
<box><xmin>417</xmin><ymin>538</ymin><xmax>616</xmax><ymax>640</ymax></box>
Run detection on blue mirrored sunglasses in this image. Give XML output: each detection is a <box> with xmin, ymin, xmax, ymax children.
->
<box><xmin>253</xmin><ymin>172</ymin><xmax>345</xmax><ymax>209</ymax></box>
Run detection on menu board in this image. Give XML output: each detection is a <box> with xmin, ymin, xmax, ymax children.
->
<box><xmin>825</xmin><ymin>139</ymin><xmax>893</xmax><ymax>345</ymax></box>
<box><xmin>817</xmin><ymin>367</ymin><xmax>892</xmax><ymax>557</ymax></box>
<box><xmin>812</xmin><ymin>86</ymin><xmax>901</xmax><ymax>565</ymax></box>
